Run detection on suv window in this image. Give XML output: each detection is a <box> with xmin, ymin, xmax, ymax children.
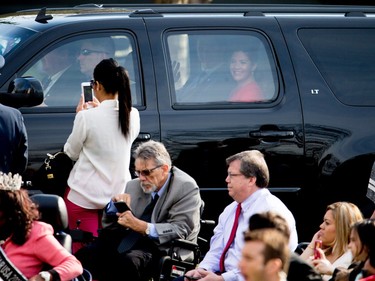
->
<box><xmin>298</xmin><ymin>29</ymin><xmax>375</xmax><ymax>106</ymax></box>
<box><xmin>22</xmin><ymin>34</ymin><xmax>141</xmax><ymax>107</ymax></box>
<box><xmin>167</xmin><ymin>31</ymin><xmax>278</xmax><ymax>104</ymax></box>
<box><xmin>0</xmin><ymin>25</ymin><xmax>36</xmax><ymax>56</ymax></box>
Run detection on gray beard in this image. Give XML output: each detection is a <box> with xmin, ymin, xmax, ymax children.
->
<box><xmin>141</xmin><ymin>183</ymin><xmax>157</xmax><ymax>194</ymax></box>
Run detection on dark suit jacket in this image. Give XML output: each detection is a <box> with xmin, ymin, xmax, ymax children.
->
<box><xmin>44</xmin><ymin>63</ymin><xmax>86</xmax><ymax>107</ymax></box>
<box><xmin>177</xmin><ymin>63</ymin><xmax>235</xmax><ymax>103</ymax></box>
<box><xmin>0</xmin><ymin>103</ymin><xmax>28</xmax><ymax>174</ymax></box>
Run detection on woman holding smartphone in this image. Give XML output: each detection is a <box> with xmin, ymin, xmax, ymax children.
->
<box><xmin>63</xmin><ymin>58</ymin><xmax>140</xmax><ymax>253</ymax></box>
<box><xmin>300</xmin><ymin>202</ymin><xmax>363</xmax><ymax>281</ymax></box>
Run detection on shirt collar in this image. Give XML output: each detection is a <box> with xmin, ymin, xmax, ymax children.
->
<box><xmin>154</xmin><ymin>172</ymin><xmax>172</xmax><ymax>199</ymax></box>
<box><xmin>241</xmin><ymin>188</ymin><xmax>269</xmax><ymax>211</ymax></box>
<box><xmin>99</xmin><ymin>99</ymin><xmax>119</xmax><ymax>109</ymax></box>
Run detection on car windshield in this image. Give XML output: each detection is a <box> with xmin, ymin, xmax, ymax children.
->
<box><xmin>0</xmin><ymin>23</ymin><xmax>36</xmax><ymax>56</ymax></box>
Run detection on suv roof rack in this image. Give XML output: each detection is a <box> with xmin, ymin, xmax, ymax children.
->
<box><xmin>19</xmin><ymin>4</ymin><xmax>375</xmax><ymax>18</ymax></box>
<box><xmin>129</xmin><ymin>9</ymin><xmax>163</xmax><ymax>18</ymax></box>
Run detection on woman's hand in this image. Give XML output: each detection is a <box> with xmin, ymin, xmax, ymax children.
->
<box><xmin>76</xmin><ymin>94</ymin><xmax>100</xmax><ymax>113</ymax></box>
<box><xmin>310</xmin><ymin>230</ymin><xmax>321</xmax><ymax>246</ymax></box>
<box><xmin>311</xmin><ymin>249</ymin><xmax>334</xmax><ymax>275</ymax></box>
<box><xmin>300</xmin><ymin>230</ymin><xmax>322</xmax><ymax>261</ymax></box>
<box><xmin>29</xmin><ymin>273</ymin><xmax>52</xmax><ymax>281</ymax></box>
<box><xmin>76</xmin><ymin>94</ymin><xmax>85</xmax><ymax>112</ymax></box>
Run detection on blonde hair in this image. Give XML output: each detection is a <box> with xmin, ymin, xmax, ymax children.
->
<box><xmin>325</xmin><ymin>202</ymin><xmax>363</xmax><ymax>257</ymax></box>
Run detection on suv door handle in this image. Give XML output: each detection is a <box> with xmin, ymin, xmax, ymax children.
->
<box><xmin>249</xmin><ymin>130</ymin><xmax>294</xmax><ymax>139</ymax></box>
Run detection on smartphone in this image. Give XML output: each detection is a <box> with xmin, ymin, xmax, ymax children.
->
<box><xmin>314</xmin><ymin>239</ymin><xmax>322</xmax><ymax>259</ymax></box>
<box><xmin>114</xmin><ymin>201</ymin><xmax>131</xmax><ymax>213</ymax></box>
<box><xmin>81</xmin><ymin>82</ymin><xmax>93</xmax><ymax>103</ymax></box>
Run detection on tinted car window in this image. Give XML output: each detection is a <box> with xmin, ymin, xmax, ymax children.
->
<box><xmin>298</xmin><ymin>29</ymin><xmax>375</xmax><ymax>106</ymax></box>
<box><xmin>167</xmin><ymin>31</ymin><xmax>278</xmax><ymax>104</ymax></box>
<box><xmin>0</xmin><ymin>25</ymin><xmax>36</xmax><ymax>56</ymax></box>
<box><xmin>22</xmin><ymin>34</ymin><xmax>141</xmax><ymax>107</ymax></box>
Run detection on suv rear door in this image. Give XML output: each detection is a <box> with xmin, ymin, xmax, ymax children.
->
<box><xmin>144</xmin><ymin>14</ymin><xmax>304</xmax><ymax>222</ymax></box>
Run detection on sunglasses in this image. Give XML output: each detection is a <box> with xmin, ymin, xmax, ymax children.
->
<box><xmin>90</xmin><ymin>79</ymin><xmax>96</xmax><ymax>89</ymax></box>
<box><xmin>80</xmin><ymin>49</ymin><xmax>107</xmax><ymax>56</ymax></box>
<box><xmin>135</xmin><ymin>165</ymin><xmax>163</xmax><ymax>177</ymax></box>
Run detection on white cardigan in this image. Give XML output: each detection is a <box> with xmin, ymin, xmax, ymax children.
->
<box><xmin>64</xmin><ymin>99</ymin><xmax>140</xmax><ymax>209</ymax></box>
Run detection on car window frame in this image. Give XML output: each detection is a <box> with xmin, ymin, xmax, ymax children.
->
<box><xmin>16</xmin><ymin>31</ymin><xmax>143</xmax><ymax>112</ymax></box>
<box><xmin>164</xmin><ymin>28</ymin><xmax>280</xmax><ymax>109</ymax></box>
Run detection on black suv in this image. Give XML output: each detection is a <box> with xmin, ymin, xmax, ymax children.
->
<box><xmin>1</xmin><ymin>4</ymin><xmax>375</xmax><ymax>240</ymax></box>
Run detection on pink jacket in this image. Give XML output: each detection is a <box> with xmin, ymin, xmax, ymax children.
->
<box><xmin>2</xmin><ymin>221</ymin><xmax>83</xmax><ymax>280</ymax></box>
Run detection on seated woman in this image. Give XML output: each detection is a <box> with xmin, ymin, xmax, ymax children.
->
<box><xmin>359</xmin><ymin>253</ymin><xmax>375</xmax><ymax>281</ymax></box>
<box><xmin>300</xmin><ymin>202</ymin><xmax>363</xmax><ymax>281</ymax></box>
<box><xmin>228</xmin><ymin>46</ymin><xmax>264</xmax><ymax>102</ymax></box>
<box><xmin>331</xmin><ymin>219</ymin><xmax>375</xmax><ymax>281</ymax></box>
<box><xmin>0</xmin><ymin>172</ymin><xmax>83</xmax><ymax>281</ymax></box>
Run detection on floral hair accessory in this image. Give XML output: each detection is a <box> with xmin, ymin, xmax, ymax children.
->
<box><xmin>0</xmin><ymin>172</ymin><xmax>22</xmax><ymax>191</ymax></box>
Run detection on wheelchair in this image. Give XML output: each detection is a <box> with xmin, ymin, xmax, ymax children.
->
<box><xmin>155</xmin><ymin>205</ymin><xmax>216</xmax><ymax>281</ymax></box>
<box><xmin>57</xmin><ymin>196</ymin><xmax>215</xmax><ymax>281</ymax></box>
<box><xmin>30</xmin><ymin>193</ymin><xmax>93</xmax><ymax>281</ymax></box>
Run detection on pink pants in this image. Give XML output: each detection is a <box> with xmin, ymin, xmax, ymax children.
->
<box><xmin>64</xmin><ymin>188</ymin><xmax>102</xmax><ymax>253</ymax></box>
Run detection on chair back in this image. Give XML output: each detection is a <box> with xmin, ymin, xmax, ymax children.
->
<box><xmin>31</xmin><ymin>193</ymin><xmax>72</xmax><ymax>252</ymax></box>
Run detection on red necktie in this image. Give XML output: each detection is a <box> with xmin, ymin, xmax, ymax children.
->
<box><xmin>219</xmin><ymin>202</ymin><xmax>242</xmax><ymax>273</ymax></box>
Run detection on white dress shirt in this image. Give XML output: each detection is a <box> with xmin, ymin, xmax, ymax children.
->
<box><xmin>64</xmin><ymin>99</ymin><xmax>140</xmax><ymax>209</ymax></box>
<box><xmin>199</xmin><ymin>188</ymin><xmax>298</xmax><ymax>281</ymax></box>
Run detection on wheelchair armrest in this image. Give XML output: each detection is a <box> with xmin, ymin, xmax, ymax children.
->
<box><xmin>295</xmin><ymin>242</ymin><xmax>309</xmax><ymax>255</ymax></box>
<box><xmin>201</xmin><ymin>219</ymin><xmax>215</xmax><ymax>226</ymax></box>
<box><xmin>168</xmin><ymin>239</ymin><xmax>201</xmax><ymax>265</ymax></box>
<box><xmin>171</xmin><ymin>239</ymin><xmax>199</xmax><ymax>252</ymax></box>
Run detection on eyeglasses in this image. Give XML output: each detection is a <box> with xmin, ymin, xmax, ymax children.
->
<box><xmin>90</xmin><ymin>80</ymin><xmax>96</xmax><ymax>89</ymax></box>
<box><xmin>227</xmin><ymin>172</ymin><xmax>243</xmax><ymax>178</ymax></box>
<box><xmin>135</xmin><ymin>165</ymin><xmax>163</xmax><ymax>177</ymax></box>
<box><xmin>80</xmin><ymin>49</ymin><xmax>107</xmax><ymax>56</ymax></box>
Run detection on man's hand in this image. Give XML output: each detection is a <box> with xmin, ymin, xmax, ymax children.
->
<box><xmin>184</xmin><ymin>269</ymin><xmax>202</xmax><ymax>281</ymax></box>
<box><xmin>113</xmin><ymin>193</ymin><xmax>131</xmax><ymax>207</ymax></box>
<box><xmin>117</xmin><ymin>210</ymin><xmax>148</xmax><ymax>234</ymax></box>
<box><xmin>197</xmin><ymin>269</ymin><xmax>224</xmax><ymax>281</ymax></box>
<box><xmin>184</xmin><ymin>269</ymin><xmax>224</xmax><ymax>281</ymax></box>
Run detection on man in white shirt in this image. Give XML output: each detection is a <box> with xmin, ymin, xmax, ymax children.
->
<box><xmin>183</xmin><ymin>150</ymin><xmax>298</xmax><ymax>281</ymax></box>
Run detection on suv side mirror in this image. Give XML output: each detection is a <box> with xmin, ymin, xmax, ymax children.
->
<box><xmin>0</xmin><ymin>77</ymin><xmax>44</xmax><ymax>108</ymax></box>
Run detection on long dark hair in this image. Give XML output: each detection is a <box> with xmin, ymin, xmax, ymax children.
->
<box><xmin>93</xmin><ymin>58</ymin><xmax>132</xmax><ymax>137</ymax></box>
<box><xmin>0</xmin><ymin>189</ymin><xmax>39</xmax><ymax>245</ymax></box>
<box><xmin>352</xmin><ymin>219</ymin><xmax>375</xmax><ymax>261</ymax></box>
